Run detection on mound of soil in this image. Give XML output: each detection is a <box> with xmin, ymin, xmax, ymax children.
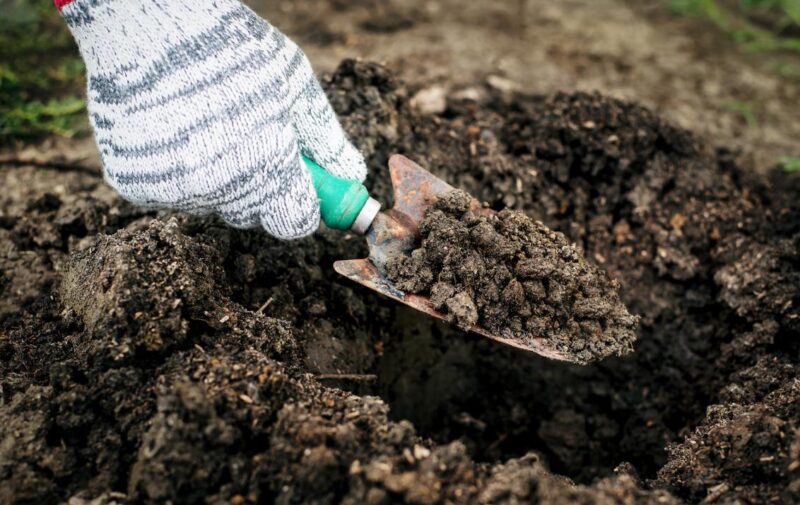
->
<box><xmin>386</xmin><ymin>189</ymin><xmax>638</xmax><ymax>363</ymax></box>
<box><xmin>1</xmin><ymin>60</ymin><xmax>798</xmax><ymax>504</ymax></box>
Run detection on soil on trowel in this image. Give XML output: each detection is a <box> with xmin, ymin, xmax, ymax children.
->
<box><xmin>1</xmin><ymin>60</ymin><xmax>799</xmax><ymax>504</ymax></box>
<box><xmin>386</xmin><ymin>189</ymin><xmax>638</xmax><ymax>363</ymax></box>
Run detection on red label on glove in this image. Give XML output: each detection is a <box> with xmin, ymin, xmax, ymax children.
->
<box><xmin>55</xmin><ymin>0</ymin><xmax>75</xmax><ymax>10</ymax></box>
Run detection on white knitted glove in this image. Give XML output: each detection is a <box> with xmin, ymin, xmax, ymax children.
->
<box><xmin>57</xmin><ymin>0</ymin><xmax>367</xmax><ymax>239</ymax></box>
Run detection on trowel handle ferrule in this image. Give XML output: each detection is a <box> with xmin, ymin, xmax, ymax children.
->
<box><xmin>303</xmin><ymin>155</ymin><xmax>380</xmax><ymax>234</ymax></box>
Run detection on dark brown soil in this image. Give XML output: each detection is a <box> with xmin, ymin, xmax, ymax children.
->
<box><xmin>1</xmin><ymin>60</ymin><xmax>799</xmax><ymax>504</ymax></box>
<box><xmin>385</xmin><ymin>189</ymin><xmax>638</xmax><ymax>363</ymax></box>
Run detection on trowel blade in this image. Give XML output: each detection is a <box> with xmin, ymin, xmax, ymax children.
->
<box><xmin>333</xmin><ymin>155</ymin><xmax>575</xmax><ymax>362</ymax></box>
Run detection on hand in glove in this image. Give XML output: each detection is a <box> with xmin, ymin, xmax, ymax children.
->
<box><xmin>57</xmin><ymin>0</ymin><xmax>367</xmax><ymax>239</ymax></box>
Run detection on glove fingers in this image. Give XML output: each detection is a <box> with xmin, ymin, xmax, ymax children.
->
<box><xmin>257</xmin><ymin>123</ymin><xmax>320</xmax><ymax>240</ymax></box>
<box><xmin>284</xmin><ymin>49</ymin><xmax>367</xmax><ymax>182</ymax></box>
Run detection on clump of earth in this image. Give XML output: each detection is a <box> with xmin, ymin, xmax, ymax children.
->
<box><xmin>1</xmin><ymin>60</ymin><xmax>798</xmax><ymax>504</ymax></box>
<box><xmin>386</xmin><ymin>189</ymin><xmax>638</xmax><ymax>364</ymax></box>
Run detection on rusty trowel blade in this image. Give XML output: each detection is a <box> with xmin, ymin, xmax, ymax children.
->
<box><xmin>333</xmin><ymin>155</ymin><xmax>575</xmax><ymax>362</ymax></box>
<box><xmin>387</xmin><ymin>154</ymin><xmax>456</xmax><ymax>223</ymax></box>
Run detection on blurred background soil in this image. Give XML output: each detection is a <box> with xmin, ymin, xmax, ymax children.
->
<box><xmin>256</xmin><ymin>0</ymin><xmax>799</xmax><ymax>173</ymax></box>
<box><xmin>5</xmin><ymin>0</ymin><xmax>799</xmax><ymax>172</ymax></box>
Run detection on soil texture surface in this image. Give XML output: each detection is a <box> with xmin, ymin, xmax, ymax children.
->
<box><xmin>386</xmin><ymin>189</ymin><xmax>638</xmax><ymax>363</ymax></box>
<box><xmin>1</xmin><ymin>60</ymin><xmax>799</xmax><ymax>504</ymax></box>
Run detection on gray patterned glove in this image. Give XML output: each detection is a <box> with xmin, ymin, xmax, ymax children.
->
<box><xmin>57</xmin><ymin>0</ymin><xmax>367</xmax><ymax>239</ymax></box>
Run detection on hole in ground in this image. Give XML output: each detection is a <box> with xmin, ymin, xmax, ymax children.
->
<box><xmin>367</xmin><ymin>304</ymin><xmax>712</xmax><ymax>484</ymax></box>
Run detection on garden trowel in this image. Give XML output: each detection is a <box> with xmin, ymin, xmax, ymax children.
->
<box><xmin>305</xmin><ymin>154</ymin><xmax>574</xmax><ymax>362</ymax></box>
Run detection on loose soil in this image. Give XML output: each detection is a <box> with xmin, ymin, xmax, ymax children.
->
<box><xmin>385</xmin><ymin>189</ymin><xmax>638</xmax><ymax>363</ymax></box>
<box><xmin>1</xmin><ymin>60</ymin><xmax>799</xmax><ymax>504</ymax></box>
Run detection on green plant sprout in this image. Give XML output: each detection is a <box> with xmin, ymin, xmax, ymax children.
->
<box><xmin>669</xmin><ymin>0</ymin><xmax>800</xmax><ymax>70</ymax></box>
<box><xmin>0</xmin><ymin>0</ymin><xmax>86</xmax><ymax>143</ymax></box>
<box><xmin>778</xmin><ymin>156</ymin><xmax>800</xmax><ymax>172</ymax></box>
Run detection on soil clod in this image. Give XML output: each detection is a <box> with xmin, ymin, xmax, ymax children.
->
<box><xmin>386</xmin><ymin>189</ymin><xmax>638</xmax><ymax>363</ymax></box>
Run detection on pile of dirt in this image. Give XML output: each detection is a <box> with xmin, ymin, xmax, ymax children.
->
<box><xmin>386</xmin><ymin>189</ymin><xmax>638</xmax><ymax>363</ymax></box>
<box><xmin>1</xmin><ymin>60</ymin><xmax>798</xmax><ymax>504</ymax></box>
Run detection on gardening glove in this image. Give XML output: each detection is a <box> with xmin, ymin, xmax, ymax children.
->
<box><xmin>56</xmin><ymin>0</ymin><xmax>367</xmax><ymax>239</ymax></box>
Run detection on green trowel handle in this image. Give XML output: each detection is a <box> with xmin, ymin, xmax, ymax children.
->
<box><xmin>303</xmin><ymin>155</ymin><xmax>370</xmax><ymax>231</ymax></box>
